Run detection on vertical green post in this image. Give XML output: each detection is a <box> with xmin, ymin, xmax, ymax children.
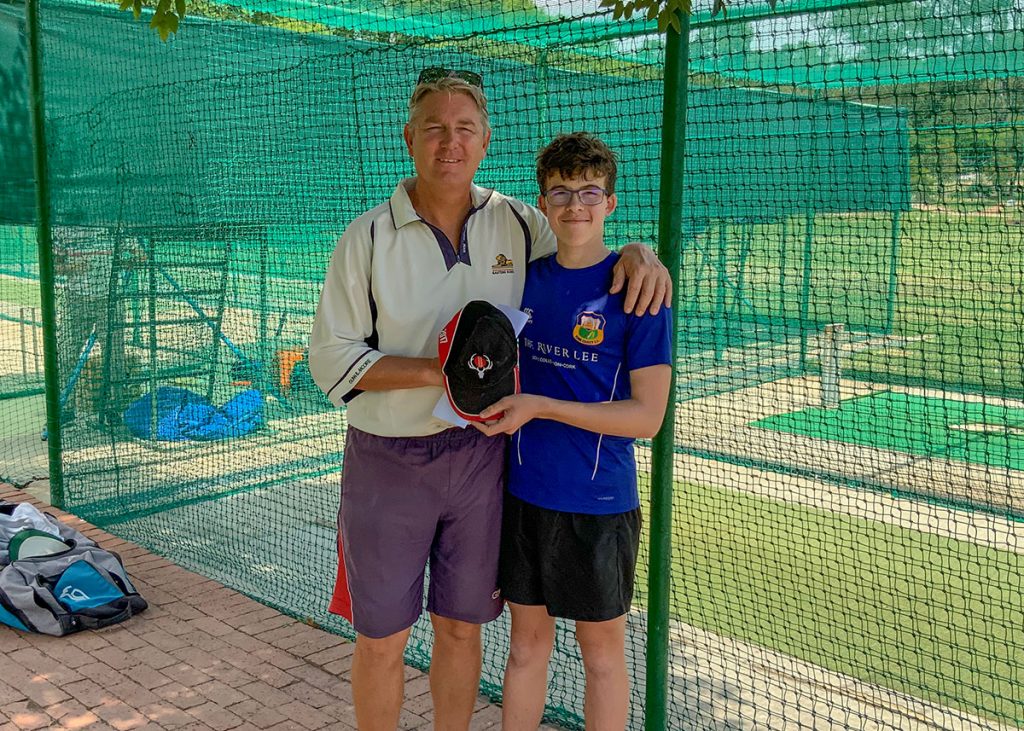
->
<box><xmin>259</xmin><ymin>230</ymin><xmax>269</xmax><ymax>382</ymax></box>
<box><xmin>146</xmin><ymin>236</ymin><xmax>159</xmax><ymax>440</ymax></box>
<box><xmin>646</xmin><ymin>12</ymin><xmax>689</xmax><ymax>731</ymax></box>
<box><xmin>779</xmin><ymin>216</ymin><xmax>788</xmax><ymax>328</ymax></box>
<box><xmin>885</xmin><ymin>210</ymin><xmax>900</xmax><ymax>333</ymax></box>
<box><xmin>26</xmin><ymin>0</ymin><xmax>65</xmax><ymax>508</ymax></box>
<box><xmin>714</xmin><ymin>222</ymin><xmax>727</xmax><ymax>360</ymax></box>
<box><xmin>536</xmin><ymin>48</ymin><xmax>549</xmax><ymax>151</ymax></box>
<box><xmin>798</xmin><ymin>211</ymin><xmax>814</xmax><ymax>370</ymax></box>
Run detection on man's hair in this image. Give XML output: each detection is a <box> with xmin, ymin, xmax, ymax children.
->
<box><xmin>408</xmin><ymin>77</ymin><xmax>490</xmax><ymax>132</ymax></box>
<box><xmin>536</xmin><ymin>132</ymin><xmax>618</xmax><ymax>194</ymax></box>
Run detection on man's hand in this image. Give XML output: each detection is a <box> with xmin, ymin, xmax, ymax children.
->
<box><xmin>610</xmin><ymin>243</ymin><xmax>672</xmax><ymax>315</ymax></box>
<box><xmin>470</xmin><ymin>394</ymin><xmax>547</xmax><ymax>436</ymax></box>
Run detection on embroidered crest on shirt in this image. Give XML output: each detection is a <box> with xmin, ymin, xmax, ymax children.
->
<box><xmin>491</xmin><ymin>254</ymin><xmax>514</xmax><ymax>275</ymax></box>
<box><xmin>573</xmin><ymin>311</ymin><xmax>606</xmax><ymax>346</ymax></box>
<box><xmin>469</xmin><ymin>353</ymin><xmax>493</xmax><ymax>378</ymax></box>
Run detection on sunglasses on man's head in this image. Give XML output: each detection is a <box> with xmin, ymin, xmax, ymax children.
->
<box><xmin>417</xmin><ymin>67</ymin><xmax>484</xmax><ymax>90</ymax></box>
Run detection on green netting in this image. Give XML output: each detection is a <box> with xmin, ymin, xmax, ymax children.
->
<box><xmin>1</xmin><ymin>0</ymin><xmax>1023</xmax><ymax>727</ymax></box>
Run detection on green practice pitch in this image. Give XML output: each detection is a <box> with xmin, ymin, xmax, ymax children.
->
<box><xmin>753</xmin><ymin>390</ymin><xmax>1024</xmax><ymax>471</ymax></box>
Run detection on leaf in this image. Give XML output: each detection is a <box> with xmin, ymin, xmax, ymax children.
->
<box><xmin>657</xmin><ymin>10</ymin><xmax>670</xmax><ymax>32</ymax></box>
<box><xmin>175</xmin><ymin>0</ymin><xmax>186</xmax><ymax>20</ymax></box>
<box><xmin>118</xmin><ymin>0</ymin><xmax>132</xmax><ymax>10</ymax></box>
<box><xmin>132</xmin><ymin>0</ymin><xmax>141</xmax><ymax>20</ymax></box>
<box><xmin>647</xmin><ymin>2</ymin><xmax>659</xmax><ymax>21</ymax></box>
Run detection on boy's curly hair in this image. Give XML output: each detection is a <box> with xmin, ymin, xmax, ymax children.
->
<box><xmin>536</xmin><ymin>132</ymin><xmax>618</xmax><ymax>194</ymax></box>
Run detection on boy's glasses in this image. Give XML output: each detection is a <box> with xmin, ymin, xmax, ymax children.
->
<box><xmin>542</xmin><ymin>186</ymin><xmax>609</xmax><ymax>207</ymax></box>
<box><xmin>417</xmin><ymin>67</ymin><xmax>484</xmax><ymax>90</ymax></box>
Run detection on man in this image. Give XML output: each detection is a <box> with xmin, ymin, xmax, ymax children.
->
<box><xmin>308</xmin><ymin>69</ymin><xmax>671</xmax><ymax>731</ymax></box>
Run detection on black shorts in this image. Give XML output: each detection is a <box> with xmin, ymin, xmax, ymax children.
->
<box><xmin>499</xmin><ymin>492</ymin><xmax>641</xmax><ymax>622</ymax></box>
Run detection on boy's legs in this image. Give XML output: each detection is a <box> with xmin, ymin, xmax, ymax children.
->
<box><xmin>502</xmin><ymin>602</ymin><xmax>556</xmax><ymax>731</ymax></box>
<box><xmin>576</xmin><ymin>615</ymin><xmax>629</xmax><ymax>731</ymax></box>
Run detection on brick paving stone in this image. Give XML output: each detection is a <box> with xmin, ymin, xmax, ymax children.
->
<box><xmin>124</xmin><ymin>644</ymin><xmax>178</xmax><ymax>671</ymax></box>
<box><xmin>153</xmin><ymin>682</ymin><xmax>207</xmax><ymax>710</ymax></box>
<box><xmin>63</xmin><ymin>678</ymin><xmax>110</xmax><ymax>709</ymax></box>
<box><xmin>238</xmin><ymin>614</ymin><xmax>294</xmax><ymax>638</ymax></box>
<box><xmin>4</xmin><ymin>701</ymin><xmax>50</xmax><ymax>731</ymax></box>
<box><xmin>251</xmin><ymin>647</ymin><xmax>305</xmax><ymax>672</ymax></box>
<box><xmin>223</xmin><ymin>699</ymin><xmax>288</xmax><ymax>729</ymax></box>
<box><xmin>403</xmin><ymin>673</ymin><xmax>432</xmax><ymax>699</ymax></box>
<box><xmin>273</xmin><ymin>701</ymin><xmax>332</xmax><ymax>730</ymax></box>
<box><xmin>106</xmin><ymin>679</ymin><xmax>162</xmax><ymax>708</ymax></box>
<box><xmin>237</xmin><ymin>681</ymin><xmax>293</xmax><ymax>709</ymax></box>
<box><xmin>53</xmin><ymin>707</ymin><xmax>102</xmax><ymax>730</ymax></box>
<box><xmin>161</xmin><ymin>663</ymin><xmax>213</xmax><ymax>688</ymax></box>
<box><xmin>100</xmin><ymin>629</ymin><xmax>150</xmax><ymax>653</ymax></box>
<box><xmin>0</xmin><ymin>679</ymin><xmax>27</xmax><ymax>705</ymax></box>
<box><xmin>117</xmin><ymin>664</ymin><xmax>172</xmax><ymax>691</ymax></box>
<box><xmin>183</xmin><ymin>702</ymin><xmax>243</xmax><ymax>731</ymax></box>
<box><xmin>303</xmin><ymin>642</ymin><xmax>354</xmax><ymax>667</ymax></box>
<box><xmin>92</xmin><ymin>699</ymin><xmax>150</xmax><ymax>731</ymax></box>
<box><xmin>38</xmin><ymin>640</ymin><xmax>97</xmax><ymax>669</ymax></box>
<box><xmin>281</xmin><ymin>681</ymin><xmax>335</xmax><ymax>709</ymax></box>
<box><xmin>6</xmin><ymin>674</ymin><xmax>71</xmax><ymax>709</ymax></box>
<box><xmin>280</xmin><ymin>664</ymin><xmax>343</xmax><ymax>696</ymax></box>
<box><xmin>91</xmin><ymin>646</ymin><xmax>141</xmax><ymax>671</ymax></box>
<box><xmin>139</xmin><ymin>627</ymin><xmax>191</xmax><ymax>653</ymax></box>
<box><xmin>138</xmin><ymin>701</ymin><xmax>196</xmax><ymax>728</ymax></box>
<box><xmin>0</xmin><ymin>487</ymin><xmax>529</xmax><ymax>731</ymax></box>
<box><xmin>194</xmin><ymin>680</ymin><xmax>247</xmax><ymax>708</ymax></box>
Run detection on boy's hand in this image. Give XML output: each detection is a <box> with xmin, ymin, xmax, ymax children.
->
<box><xmin>471</xmin><ymin>394</ymin><xmax>546</xmax><ymax>436</ymax></box>
<box><xmin>611</xmin><ymin>243</ymin><xmax>672</xmax><ymax>316</ymax></box>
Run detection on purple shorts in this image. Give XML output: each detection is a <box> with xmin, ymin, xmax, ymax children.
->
<box><xmin>329</xmin><ymin>426</ymin><xmax>506</xmax><ymax>638</ymax></box>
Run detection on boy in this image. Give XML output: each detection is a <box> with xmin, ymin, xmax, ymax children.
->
<box><xmin>473</xmin><ymin>132</ymin><xmax>672</xmax><ymax>730</ymax></box>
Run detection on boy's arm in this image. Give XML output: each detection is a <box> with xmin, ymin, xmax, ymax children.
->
<box><xmin>473</xmin><ymin>364</ymin><xmax>671</xmax><ymax>439</ymax></box>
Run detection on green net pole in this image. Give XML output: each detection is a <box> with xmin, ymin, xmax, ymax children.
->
<box><xmin>779</xmin><ymin>217</ymin><xmax>788</xmax><ymax>325</ymax></box>
<box><xmin>646</xmin><ymin>13</ymin><xmax>689</xmax><ymax>731</ymax></box>
<box><xmin>26</xmin><ymin>0</ymin><xmax>64</xmax><ymax>507</ymax></box>
<box><xmin>715</xmin><ymin>222</ymin><xmax>727</xmax><ymax>360</ymax></box>
<box><xmin>886</xmin><ymin>209</ymin><xmax>900</xmax><ymax>333</ymax></box>
<box><xmin>798</xmin><ymin>211</ymin><xmax>814</xmax><ymax>370</ymax></box>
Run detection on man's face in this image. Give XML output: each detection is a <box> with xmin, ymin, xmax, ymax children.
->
<box><xmin>404</xmin><ymin>90</ymin><xmax>491</xmax><ymax>193</ymax></box>
<box><xmin>538</xmin><ymin>171</ymin><xmax>617</xmax><ymax>252</ymax></box>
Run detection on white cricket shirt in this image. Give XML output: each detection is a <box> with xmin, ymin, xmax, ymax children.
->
<box><xmin>308</xmin><ymin>178</ymin><xmax>556</xmax><ymax>437</ymax></box>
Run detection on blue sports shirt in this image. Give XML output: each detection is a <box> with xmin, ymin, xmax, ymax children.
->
<box><xmin>508</xmin><ymin>252</ymin><xmax>673</xmax><ymax>514</ymax></box>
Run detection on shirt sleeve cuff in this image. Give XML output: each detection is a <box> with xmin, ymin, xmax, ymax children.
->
<box><xmin>327</xmin><ymin>350</ymin><xmax>386</xmax><ymax>406</ymax></box>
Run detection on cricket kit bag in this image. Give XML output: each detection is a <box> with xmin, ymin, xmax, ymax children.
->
<box><xmin>0</xmin><ymin>501</ymin><xmax>147</xmax><ymax>636</ymax></box>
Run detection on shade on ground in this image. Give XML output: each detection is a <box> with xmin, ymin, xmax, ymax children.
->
<box><xmin>752</xmin><ymin>390</ymin><xmax>1024</xmax><ymax>471</ymax></box>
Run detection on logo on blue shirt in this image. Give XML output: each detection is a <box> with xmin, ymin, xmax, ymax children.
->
<box><xmin>573</xmin><ymin>311</ymin><xmax>606</xmax><ymax>346</ymax></box>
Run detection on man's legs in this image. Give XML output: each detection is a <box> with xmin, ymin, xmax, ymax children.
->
<box><xmin>502</xmin><ymin>602</ymin><xmax>556</xmax><ymax>731</ymax></box>
<box><xmin>430</xmin><ymin>614</ymin><xmax>485</xmax><ymax>731</ymax></box>
<box><xmin>352</xmin><ymin>628</ymin><xmax>412</xmax><ymax>731</ymax></box>
<box><xmin>575</xmin><ymin>615</ymin><xmax>629</xmax><ymax>731</ymax></box>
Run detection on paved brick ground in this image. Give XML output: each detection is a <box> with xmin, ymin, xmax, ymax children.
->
<box><xmin>0</xmin><ymin>484</ymin><xmax>552</xmax><ymax>731</ymax></box>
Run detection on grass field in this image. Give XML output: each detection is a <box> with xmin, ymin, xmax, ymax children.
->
<box><xmin>636</xmin><ymin>477</ymin><xmax>1024</xmax><ymax>726</ymax></box>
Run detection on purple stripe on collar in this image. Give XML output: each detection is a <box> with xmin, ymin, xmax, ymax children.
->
<box><xmin>507</xmin><ymin>202</ymin><xmax>533</xmax><ymax>264</ymax></box>
<box><xmin>422</xmin><ymin>220</ymin><xmax>460</xmax><ymax>271</ymax></box>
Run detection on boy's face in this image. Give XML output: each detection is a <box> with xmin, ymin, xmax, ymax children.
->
<box><xmin>404</xmin><ymin>90</ymin><xmax>491</xmax><ymax>194</ymax></box>
<box><xmin>538</xmin><ymin>171</ymin><xmax>617</xmax><ymax>253</ymax></box>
